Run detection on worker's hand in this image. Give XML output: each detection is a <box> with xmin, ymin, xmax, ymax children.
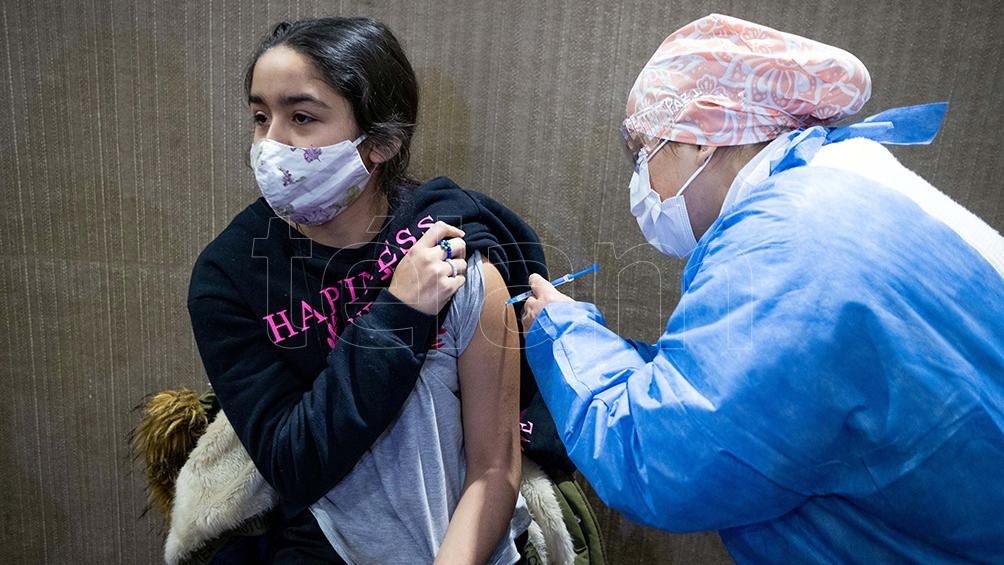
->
<box><xmin>522</xmin><ymin>273</ymin><xmax>573</xmax><ymax>330</ymax></box>
<box><xmin>388</xmin><ymin>221</ymin><xmax>468</xmax><ymax>315</ymax></box>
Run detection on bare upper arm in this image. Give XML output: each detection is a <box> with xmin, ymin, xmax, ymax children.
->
<box><xmin>457</xmin><ymin>256</ymin><xmax>521</xmax><ymax>473</ymax></box>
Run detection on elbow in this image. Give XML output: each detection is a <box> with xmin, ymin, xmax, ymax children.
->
<box><xmin>464</xmin><ymin>427</ymin><xmax>522</xmax><ymax>492</ymax></box>
<box><xmin>577</xmin><ymin>452</ymin><xmax>730</xmax><ymax>533</ymax></box>
<box><xmin>588</xmin><ymin>473</ymin><xmax>697</xmax><ymax>533</ymax></box>
<box><xmin>263</xmin><ymin>467</ymin><xmax>322</xmax><ymax>508</ymax></box>
<box><xmin>260</xmin><ymin>457</ymin><xmax>342</xmax><ymax>509</ymax></box>
<box><xmin>463</xmin><ymin>444</ymin><xmax>522</xmax><ymax>508</ymax></box>
<box><xmin>253</xmin><ymin>422</ymin><xmax>330</xmax><ymax>508</ymax></box>
<box><xmin>466</xmin><ymin>457</ymin><xmax>521</xmax><ymax>495</ymax></box>
<box><xmin>255</xmin><ymin>448</ymin><xmax>319</xmax><ymax>508</ymax></box>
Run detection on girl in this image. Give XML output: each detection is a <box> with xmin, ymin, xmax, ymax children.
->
<box><xmin>188</xmin><ymin>17</ymin><xmax>533</xmax><ymax>564</ymax></box>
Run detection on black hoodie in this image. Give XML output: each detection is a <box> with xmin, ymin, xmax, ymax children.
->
<box><xmin>188</xmin><ymin>177</ymin><xmax>565</xmax><ymax>560</ymax></box>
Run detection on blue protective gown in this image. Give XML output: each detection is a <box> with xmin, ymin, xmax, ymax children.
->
<box><xmin>527</xmin><ymin>105</ymin><xmax>1004</xmax><ymax>563</ymax></box>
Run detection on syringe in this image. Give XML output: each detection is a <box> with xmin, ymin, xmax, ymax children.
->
<box><xmin>506</xmin><ymin>263</ymin><xmax>600</xmax><ymax>305</ymax></box>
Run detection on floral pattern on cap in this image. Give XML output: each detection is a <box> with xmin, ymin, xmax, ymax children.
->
<box><xmin>624</xmin><ymin>14</ymin><xmax>872</xmax><ymax>149</ymax></box>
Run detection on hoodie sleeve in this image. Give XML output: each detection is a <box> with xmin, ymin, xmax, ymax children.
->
<box><xmin>188</xmin><ymin>269</ymin><xmax>437</xmax><ymax>510</ymax></box>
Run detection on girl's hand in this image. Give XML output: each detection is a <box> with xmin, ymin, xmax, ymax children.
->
<box><xmin>389</xmin><ymin>221</ymin><xmax>468</xmax><ymax>315</ymax></box>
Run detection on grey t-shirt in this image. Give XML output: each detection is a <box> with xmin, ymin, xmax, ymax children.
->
<box><xmin>310</xmin><ymin>252</ymin><xmax>531</xmax><ymax>564</ymax></box>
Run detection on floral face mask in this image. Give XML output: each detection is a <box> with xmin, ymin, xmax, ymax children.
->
<box><xmin>250</xmin><ymin>135</ymin><xmax>370</xmax><ymax>226</ymax></box>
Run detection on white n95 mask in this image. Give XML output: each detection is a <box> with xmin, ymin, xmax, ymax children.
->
<box><xmin>628</xmin><ymin>147</ymin><xmax>713</xmax><ymax>258</ymax></box>
<box><xmin>250</xmin><ymin>135</ymin><xmax>370</xmax><ymax>226</ymax></box>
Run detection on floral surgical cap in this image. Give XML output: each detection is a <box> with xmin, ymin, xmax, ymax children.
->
<box><xmin>623</xmin><ymin>14</ymin><xmax>872</xmax><ymax>149</ymax></box>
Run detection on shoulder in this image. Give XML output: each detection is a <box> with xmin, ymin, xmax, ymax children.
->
<box><xmin>396</xmin><ymin>177</ymin><xmax>510</xmax><ymax>255</ymax></box>
<box><xmin>402</xmin><ymin>178</ymin><xmax>543</xmax><ymax>284</ymax></box>
<box><xmin>698</xmin><ymin>157</ymin><xmax>923</xmax><ymax>292</ymax></box>
<box><xmin>695</xmin><ymin>167</ymin><xmax>867</xmax><ymax>278</ymax></box>
<box><xmin>753</xmin><ymin>138</ymin><xmax>923</xmax><ymax>220</ymax></box>
<box><xmin>419</xmin><ymin>179</ymin><xmax>529</xmax><ymax>233</ymax></box>
<box><xmin>195</xmin><ymin>199</ymin><xmax>274</xmax><ymax>261</ymax></box>
<box><xmin>729</xmin><ymin>162</ymin><xmax>892</xmax><ymax>242</ymax></box>
<box><xmin>397</xmin><ymin>176</ymin><xmax>484</xmax><ymax>222</ymax></box>
<box><xmin>189</xmin><ymin>199</ymin><xmax>275</xmax><ymax>301</ymax></box>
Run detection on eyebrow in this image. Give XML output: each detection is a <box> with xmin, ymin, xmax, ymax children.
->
<box><xmin>247</xmin><ymin>93</ymin><xmax>331</xmax><ymax>109</ymax></box>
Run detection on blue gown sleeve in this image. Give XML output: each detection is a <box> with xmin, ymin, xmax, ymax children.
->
<box><xmin>526</xmin><ymin>300</ymin><xmax>805</xmax><ymax>532</ymax></box>
<box><xmin>525</xmin><ymin>197</ymin><xmax>884</xmax><ymax>532</ymax></box>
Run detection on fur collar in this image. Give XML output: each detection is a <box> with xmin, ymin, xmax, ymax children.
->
<box><xmin>165</xmin><ymin>412</ymin><xmax>277</xmax><ymax>565</ymax></box>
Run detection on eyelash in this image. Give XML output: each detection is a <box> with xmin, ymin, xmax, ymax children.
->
<box><xmin>251</xmin><ymin>112</ymin><xmax>316</xmax><ymax>127</ymax></box>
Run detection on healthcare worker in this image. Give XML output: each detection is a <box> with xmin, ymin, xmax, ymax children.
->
<box><xmin>522</xmin><ymin>14</ymin><xmax>1004</xmax><ymax>563</ymax></box>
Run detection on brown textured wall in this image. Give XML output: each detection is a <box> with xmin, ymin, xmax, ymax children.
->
<box><xmin>1</xmin><ymin>0</ymin><xmax>1001</xmax><ymax>563</ymax></box>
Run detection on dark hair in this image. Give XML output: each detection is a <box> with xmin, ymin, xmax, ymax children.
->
<box><xmin>245</xmin><ymin>17</ymin><xmax>420</xmax><ymax>200</ymax></box>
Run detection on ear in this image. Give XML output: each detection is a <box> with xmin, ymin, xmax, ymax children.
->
<box><xmin>365</xmin><ymin>137</ymin><xmax>403</xmax><ymax>165</ymax></box>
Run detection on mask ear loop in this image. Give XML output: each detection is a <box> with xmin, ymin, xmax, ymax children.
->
<box><xmin>675</xmin><ymin>149</ymin><xmax>715</xmax><ymax>197</ymax></box>
<box><xmin>640</xmin><ymin>138</ymin><xmax>671</xmax><ymax>166</ymax></box>
<box><xmin>352</xmin><ymin>134</ymin><xmax>376</xmax><ymax>174</ymax></box>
